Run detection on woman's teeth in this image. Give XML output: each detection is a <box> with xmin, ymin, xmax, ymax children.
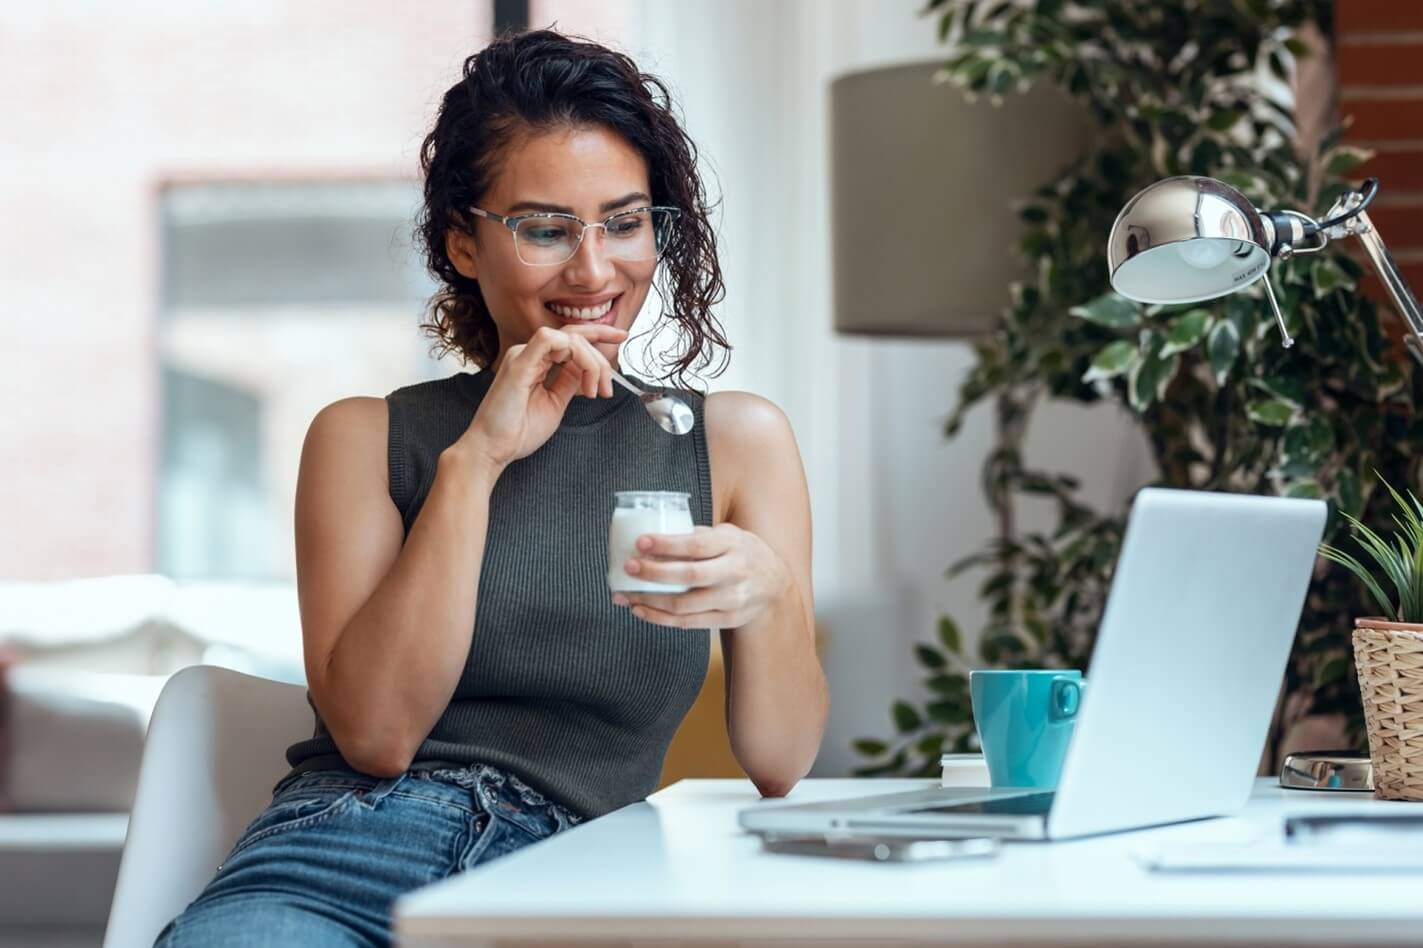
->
<box><xmin>547</xmin><ymin>299</ymin><xmax>613</xmax><ymax>320</ymax></box>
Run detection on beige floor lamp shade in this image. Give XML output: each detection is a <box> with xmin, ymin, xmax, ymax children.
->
<box><xmin>830</xmin><ymin>62</ymin><xmax>1096</xmax><ymax>338</ymax></box>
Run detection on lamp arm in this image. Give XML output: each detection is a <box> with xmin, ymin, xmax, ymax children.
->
<box><xmin>1344</xmin><ymin>211</ymin><xmax>1423</xmax><ymax>365</ymax></box>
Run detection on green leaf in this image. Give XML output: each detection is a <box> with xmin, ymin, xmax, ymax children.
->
<box><xmin>1313</xmin><ymin>655</ymin><xmax>1350</xmax><ymax>689</ymax></box>
<box><xmin>927</xmin><ymin>673</ymin><xmax>967</xmax><ymax>695</ymax></box>
<box><xmin>853</xmin><ymin>749</ymin><xmax>908</xmax><ymax>777</ymax></box>
<box><xmin>988</xmin><ymin>63</ymin><xmax>1015</xmax><ymax>96</ymax></box>
<box><xmin>1337</xmin><ymin>467</ymin><xmax>1363</xmax><ymax>518</ymax></box>
<box><xmin>1286</xmin><ymin>479</ymin><xmax>1322</xmax><ymax>500</ymax></box>
<box><xmin>1159</xmin><ymin>309</ymin><xmax>1212</xmax><ymax>357</ymax></box>
<box><xmin>1321</xmin><ymin>542</ymin><xmax>1398</xmax><ymax>622</ymax></box>
<box><xmin>1069</xmin><ymin>292</ymin><xmax>1141</xmax><ymax>329</ymax></box>
<box><xmin>1247</xmin><ymin>397</ymin><xmax>1295</xmax><ymax>426</ymax></box>
<box><xmin>1253</xmin><ymin>375</ymin><xmax>1306</xmax><ymax>407</ymax></box>
<box><xmin>927</xmin><ymin>699</ymin><xmax>972</xmax><ymax>724</ymax></box>
<box><xmin>1324</xmin><ymin>145</ymin><xmax>1374</xmax><ymax>177</ymax></box>
<box><xmin>1082</xmin><ymin>340</ymin><xmax>1139</xmax><ymax>383</ymax></box>
<box><xmin>1127</xmin><ymin>337</ymin><xmax>1178</xmax><ymax>413</ymax></box>
<box><xmin>983</xmin><ymin>632</ymin><xmax>1027</xmax><ymax>661</ymax></box>
<box><xmin>1312</xmin><ymin>255</ymin><xmax>1355</xmax><ymax>298</ymax></box>
<box><xmin>962</xmin><ymin>29</ymin><xmax>1009</xmax><ymax>46</ymax></box>
<box><xmin>938</xmin><ymin>615</ymin><xmax>962</xmax><ymax>654</ymax></box>
<box><xmin>852</xmin><ymin>738</ymin><xmax>889</xmax><ymax>757</ymax></box>
<box><xmin>915</xmin><ymin>733</ymin><xmax>946</xmax><ymax>757</ymax></box>
<box><xmin>1307</xmin><ymin>417</ymin><xmax>1336</xmax><ymax>456</ymax></box>
<box><xmin>1207</xmin><ymin>318</ymin><xmax>1240</xmax><ymax>385</ymax></box>
<box><xmin>914</xmin><ymin>644</ymin><xmax>947</xmax><ymax>669</ymax></box>
<box><xmin>1282</xmin><ymin>424</ymin><xmax>1316</xmax><ymax>465</ymax></box>
<box><xmin>893</xmin><ymin>701</ymin><xmax>923</xmax><ymax>733</ymax></box>
<box><xmin>1207</xmin><ymin>108</ymin><xmax>1244</xmax><ymax>132</ymax></box>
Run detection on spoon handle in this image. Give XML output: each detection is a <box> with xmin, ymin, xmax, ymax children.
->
<box><xmin>608</xmin><ymin>369</ymin><xmax>645</xmax><ymax>397</ymax></box>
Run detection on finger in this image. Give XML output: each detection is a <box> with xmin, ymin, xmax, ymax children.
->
<box><xmin>569</xmin><ymin>334</ymin><xmax>607</xmax><ymax>398</ymax></box>
<box><xmin>573</xmin><ymin>333</ymin><xmax>617</xmax><ymax>399</ymax></box>
<box><xmin>635</xmin><ymin>525</ymin><xmax>729</xmax><ymax>560</ymax></box>
<box><xmin>625</xmin><ymin>602</ymin><xmax>731</xmax><ymax>630</ymax></box>
<box><xmin>546</xmin><ymin>357</ymin><xmax>583</xmax><ymax>404</ymax></box>
<box><xmin>516</xmin><ymin>327</ymin><xmax>574</xmax><ymax>380</ymax></box>
<box><xmin>613</xmin><ymin>587</ymin><xmax>728</xmax><ymax>614</ymax></box>
<box><xmin>559</xmin><ymin>323</ymin><xmax>629</xmax><ymax>345</ymax></box>
<box><xmin>623</xmin><ymin>552</ymin><xmax>731</xmax><ymax>588</ymax></box>
<box><xmin>527</xmin><ymin>328</ymin><xmax>599</xmax><ymax>402</ymax></box>
<box><xmin>565</xmin><ymin>327</ymin><xmax>623</xmax><ymax>396</ymax></box>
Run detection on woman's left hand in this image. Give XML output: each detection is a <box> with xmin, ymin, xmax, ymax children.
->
<box><xmin>612</xmin><ymin>524</ymin><xmax>790</xmax><ymax>629</ymax></box>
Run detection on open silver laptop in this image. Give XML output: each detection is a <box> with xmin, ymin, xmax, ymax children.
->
<box><xmin>740</xmin><ymin>488</ymin><xmax>1327</xmax><ymax>842</ymax></box>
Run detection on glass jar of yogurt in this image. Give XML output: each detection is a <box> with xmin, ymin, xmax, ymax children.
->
<box><xmin>607</xmin><ymin>490</ymin><xmax>694</xmax><ymax>593</ymax></box>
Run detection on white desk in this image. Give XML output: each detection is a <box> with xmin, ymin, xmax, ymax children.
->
<box><xmin>395</xmin><ymin>778</ymin><xmax>1423</xmax><ymax>947</ymax></box>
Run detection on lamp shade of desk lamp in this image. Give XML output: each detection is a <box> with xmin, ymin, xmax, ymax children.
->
<box><xmin>1107</xmin><ymin>175</ymin><xmax>1274</xmax><ymax>305</ymax></box>
<box><xmin>830</xmin><ymin>62</ymin><xmax>1095</xmax><ymax>338</ymax></box>
<box><xmin>1108</xmin><ymin>174</ymin><xmax>1423</xmax><ymax>360</ymax></box>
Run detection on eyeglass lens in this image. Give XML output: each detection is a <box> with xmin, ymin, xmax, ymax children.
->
<box><xmin>513</xmin><ymin>209</ymin><xmax>674</xmax><ymax>265</ymax></box>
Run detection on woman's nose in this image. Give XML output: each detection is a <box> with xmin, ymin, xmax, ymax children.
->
<box><xmin>563</xmin><ymin>226</ymin><xmax>615</xmax><ymax>286</ymax></box>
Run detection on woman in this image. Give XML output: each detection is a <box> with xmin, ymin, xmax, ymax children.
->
<box><xmin>157</xmin><ymin>29</ymin><xmax>826</xmax><ymax>947</ymax></box>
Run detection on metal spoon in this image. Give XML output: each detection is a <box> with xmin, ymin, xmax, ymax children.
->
<box><xmin>609</xmin><ymin>370</ymin><xmax>694</xmax><ymax>435</ymax></box>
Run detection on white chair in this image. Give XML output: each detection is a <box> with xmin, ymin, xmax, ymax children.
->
<box><xmin>102</xmin><ymin>665</ymin><xmax>311</xmax><ymax>948</ymax></box>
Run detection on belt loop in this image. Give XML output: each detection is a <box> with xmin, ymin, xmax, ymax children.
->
<box><xmin>359</xmin><ymin>774</ymin><xmax>406</xmax><ymax>806</ymax></box>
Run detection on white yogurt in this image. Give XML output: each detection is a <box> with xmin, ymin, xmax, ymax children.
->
<box><xmin>607</xmin><ymin>492</ymin><xmax>694</xmax><ymax>593</ymax></box>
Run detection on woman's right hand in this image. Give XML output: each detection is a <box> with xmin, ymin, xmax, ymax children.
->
<box><xmin>456</xmin><ymin>324</ymin><xmax>626</xmax><ymax>471</ymax></box>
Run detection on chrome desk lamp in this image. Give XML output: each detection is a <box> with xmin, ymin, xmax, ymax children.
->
<box><xmin>1109</xmin><ymin>174</ymin><xmax>1417</xmax><ymax>793</ymax></box>
<box><xmin>1107</xmin><ymin>175</ymin><xmax>1423</xmax><ymax>363</ymax></box>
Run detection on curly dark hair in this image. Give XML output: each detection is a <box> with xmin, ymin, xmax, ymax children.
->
<box><xmin>415</xmin><ymin>29</ymin><xmax>730</xmax><ymax>390</ymax></box>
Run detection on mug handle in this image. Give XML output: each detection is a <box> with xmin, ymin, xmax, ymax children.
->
<box><xmin>1049</xmin><ymin>677</ymin><xmax>1084</xmax><ymax>723</ymax></box>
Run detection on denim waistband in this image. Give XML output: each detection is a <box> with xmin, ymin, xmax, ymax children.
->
<box><xmin>412</xmin><ymin>762</ymin><xmax>583</xmax><ymax>825</ymax></box>
<box><xmin>273</xmin><ymin>761</ymin><xmax>582</xmax><ymax>826</ymax></box>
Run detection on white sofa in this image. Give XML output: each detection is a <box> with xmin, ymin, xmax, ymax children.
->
<box><xmin>0</xmin><ymin>575</ymin><xmax>305</xmax><ymax>947</ymax></box>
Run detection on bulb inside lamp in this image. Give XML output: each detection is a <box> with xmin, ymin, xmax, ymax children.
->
<box><xmin>1177</xmin><ymin>239</ymin><xmax>1232</xmax><ymax>270</ymax></box>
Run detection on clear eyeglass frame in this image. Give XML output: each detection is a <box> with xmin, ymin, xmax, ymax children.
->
<box><xmin>467</xmin><ymin>205</ymin><xmax>680</xmax><ymax>267</ymax></box>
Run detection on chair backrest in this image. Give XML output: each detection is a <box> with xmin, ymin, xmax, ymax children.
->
<box><xmin>102</xmin><ymin>665</ymin><xmax>311</xmax><ymax>948</ymax></box>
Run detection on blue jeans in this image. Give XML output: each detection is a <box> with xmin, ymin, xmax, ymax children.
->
<box><xmin>154</xmin><ymin>763</ymin><xmax>581</xmax><ymax>947</ymax></box>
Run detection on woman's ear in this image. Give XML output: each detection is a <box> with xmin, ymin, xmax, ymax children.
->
<box><xmin>446</xmin><ymin>224</ymin><xmax>479</xmax><ymax>280</ymax></box>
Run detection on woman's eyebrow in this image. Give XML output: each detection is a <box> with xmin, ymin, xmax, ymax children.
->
<box><xmin>599</xmin><ymin>191</ymin><xmax>651</xmax><ymax>212</ymax></box>
<box><xmin>504</xmin><ymin>192</ymin><xmax>652</xmax><ymax>216</ymax></box>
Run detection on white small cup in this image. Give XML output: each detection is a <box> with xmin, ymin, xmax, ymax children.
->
<box><xmin>608</xmin><ymin>491</ymin><xmax>694</xmax><ymax>593</ymax></box>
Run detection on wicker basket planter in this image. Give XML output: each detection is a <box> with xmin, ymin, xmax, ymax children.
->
<box><xmin>1353</xmin><ymin>618</ymin><xmax>1423</xmax><ymax>801</ymax></box>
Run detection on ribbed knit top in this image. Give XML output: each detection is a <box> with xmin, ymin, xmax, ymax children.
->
<box><xmin>283</xmin><ymin>370</ymin><xmax>714</xmax><ymax>818</ymax></box>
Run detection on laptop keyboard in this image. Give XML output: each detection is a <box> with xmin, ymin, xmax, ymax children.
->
<box><xmin>903</xmin><ymin>791</ymin><xmax>1056</xmax><ymax>817</ymax></box>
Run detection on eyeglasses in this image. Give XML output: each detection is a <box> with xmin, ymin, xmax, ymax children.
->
<box><xmin>467</xmin><ymin>205</ymin><xmax>680</xmax><ymax>267</ymax></box>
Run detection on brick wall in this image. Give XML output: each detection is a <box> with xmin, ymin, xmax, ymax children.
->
<box><xmin>1337</xmin><ymin>0</ymin><xmax>1423</xmax><ymax>300</ymax></box>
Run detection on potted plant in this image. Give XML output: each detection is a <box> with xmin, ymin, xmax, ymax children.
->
<box><xmin>1320</xmin><ymin>479</ymin><xmax>1423</xmax><ymax>801</ymax></box>
<box><xmin>856</xmin><ymin>0</ymin><xmax>1423</xmax><ymax>781</ymax></box>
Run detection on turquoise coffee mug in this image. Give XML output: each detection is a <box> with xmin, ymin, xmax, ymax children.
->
<box><xmin>969</xmin><ymin>669</ymin><xmax>1084</xmax><ymax>789</ymax></box>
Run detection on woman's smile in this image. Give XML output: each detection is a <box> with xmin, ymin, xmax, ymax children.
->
<box><xmin>544</xmin><ymin>291</ymin><xmax>622</xmax><ymax>327</ymax></box>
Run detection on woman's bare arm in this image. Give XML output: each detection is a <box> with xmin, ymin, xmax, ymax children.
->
<box><xmin>294</xmin><ymin>397</ymin><xmax>500</xmax><ymax>777</ymax></box>
<box><xmin>708</xmin><ymin>393</ymin><xmax>826</xmax><ymax>794</ymax></box>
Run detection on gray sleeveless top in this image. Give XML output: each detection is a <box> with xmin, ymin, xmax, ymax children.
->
<box><xmin>284</xmin><ymin>370</ymin><xmax>714</xmax><ymax>818</ymax></box>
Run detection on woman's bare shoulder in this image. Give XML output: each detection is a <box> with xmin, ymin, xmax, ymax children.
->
<box><xmin>304</xmin><ymin>396</ymin><xmax>387</xmax><ymax>450</ymax></box>
<box><xmin>704</xmin><ymin>390</ymin><xmax>796</xmax><ymax>449</ymax></box>
<box><xmin>703</xmin><ymin>391</ymin><xmax>803</xmax><ymax>522</ymax></box>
